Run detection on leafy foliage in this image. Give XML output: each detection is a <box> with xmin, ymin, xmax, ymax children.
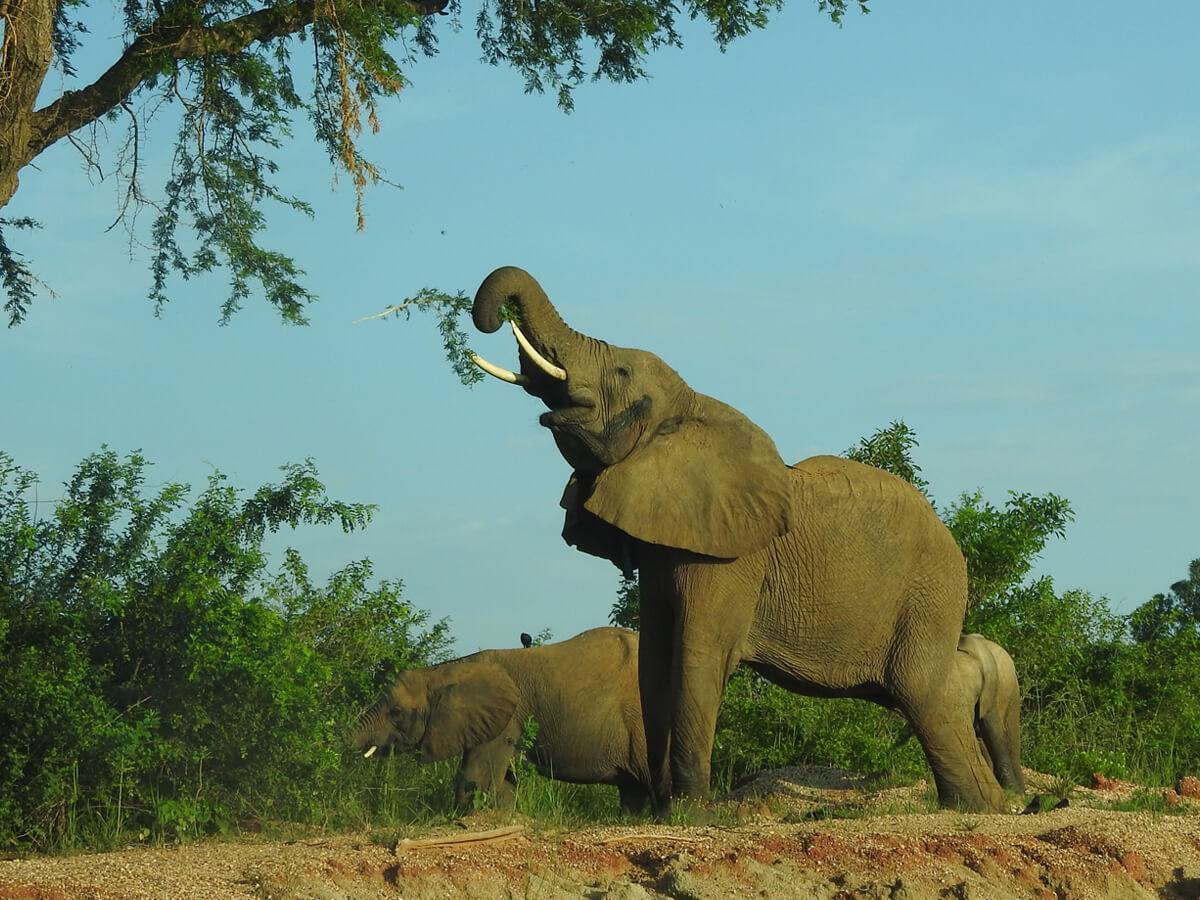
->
<box><xmin>1128</xmin><ymin>557</ymin><xmax>1200</xmax><ymax>643</ymax></box>
<box><xmin>944</xmin><ymin>490</ymin><xmax>1073</xmax><ymax>607</ymax></box>
<box><xmin>844</xmin><ymin>419</ymin><xmax>929</xmax><ymax>497</ymax></box>
<box><xmin>0</xmin><ymin>449</ymin><xmax>449</xmax><ymax>849</ymax></box>
<box><xmin>609</xmin><ymin>572</ymin><xmax>640</xmax><ymax>630</ymax></box>
<box><xmin>5</xmin><ymin>437</ymin><xmax>1197</xmax><ymax>841</ymax></box>
<box><xmin>712</xmin><ymin>670</ymin><xmax>925</xmax><ymax>793</ymax></box>
<box><xmin>363</xmin><ymin>288</ymin><xmax>484</xmax><ymax>385</ymax></box>
<box><xmin>964</xmin><ymin>567</ymin><xmax>1200</xmax><ymax>787</ymax></box>
<box><xmin>3</xmin><ymin>0</ymin><xmax>868</xmax><ymax>325</ymax></box>
<box><xmin>0</xmin><ymin>218</ymin><xmax>42</xmax><ymax>327</ymax></box>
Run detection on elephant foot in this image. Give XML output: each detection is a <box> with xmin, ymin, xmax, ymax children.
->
<box><xmin>938</xmin><ymin>778</ymin><xmax>1008</xmax><ymax>814</ymax></box>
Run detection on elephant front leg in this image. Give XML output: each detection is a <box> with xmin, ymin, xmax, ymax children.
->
<box><xmin>637</xmin><ymin>586</ymin><xmax>675</xmax><ymax>819</ymax></box>
<box><xmin>669</xmin><ymin>655</ymin><xmax>731</xmax><ymax>801</ymax></box>
<box><xmin>458</xmin><ymin>740</ymin><xmax>517</xmax><ymax>812</ymax></box>
<box><xmin>654</xmin><ymin>552</ymin><xmax>760</xmax><ymax>805</ymax></box>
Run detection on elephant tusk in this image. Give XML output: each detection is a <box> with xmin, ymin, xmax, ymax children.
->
<box><xmin>470</xmin><ymin>353</ymin><xmax>530</xmax><ymax>386</ymax></box>
<box><xmin>511</xmin><ymin>322</ymin><xmax>567</xmax><ymax>381</ymax></box>
<box><xmin>363</xmin><ymin>745</ymin><xmax>378</xmax><ymax>758</ymax></box>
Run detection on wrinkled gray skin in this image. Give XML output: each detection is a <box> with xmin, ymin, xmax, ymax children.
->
<box><xmin>470</xmin><ymin>265</ymin><xmax>1007</xmax><ymax>815</ymax></box>
<box><xmin>354</xmin><ymin>627</ymin><xmax>651</xmax><ymax>814</ymax></box>
<box><xmin>953</xmin><ymin>633</ymin><xmax>1025</xmax><ymax>796</ymax></box>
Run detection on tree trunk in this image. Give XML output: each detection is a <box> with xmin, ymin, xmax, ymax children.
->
<box><xmin>0</xmin><ymin>0</ymin><xmax>55</xmax><ymax>209</ymax></box>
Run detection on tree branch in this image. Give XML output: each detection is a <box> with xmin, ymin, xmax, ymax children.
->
<box><xmin>26</xmin><ymin>0</ymin><xmax>319</xmax><ymax>161</ymax></box>
<box><xmin>24</xmin><ymin>0</ymin><xmax>448</xmax><ymax>165</ymax></box>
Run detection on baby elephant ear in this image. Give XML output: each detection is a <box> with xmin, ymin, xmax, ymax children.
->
<box><xmin>585</xmin><ymin>394</ymin><xmax>793</xmax><ymax>559</ymax></box>
<box><xmin>420</xmin><ymin>662</ymin><xmax>519</xmax><ymax>762</ymax></box>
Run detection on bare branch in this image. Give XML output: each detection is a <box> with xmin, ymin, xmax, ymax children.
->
<box><xmin>352</xmin><ymin>295</ymin><xmax>442</xmax><ymax>323</ymax></box>
<box><xmin>394</xmin><ymin>825</ymin><xmax>524</xmax><ymax>850</ymax></box>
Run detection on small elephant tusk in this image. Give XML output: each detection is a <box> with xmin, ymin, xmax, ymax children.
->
<box><xmin>470</xmin><ymin>352</ymin><xmax>530</xmax><ymax>386</ymax></box>
<box><xmin>363</xmin><ymin>745</ymin><xmax>378</xmax><ymax>758</ymax></box>
<box><xmin>511</xmin><ymin>322</ymin><xmax>567</xmax><ymax>381</ymax></box>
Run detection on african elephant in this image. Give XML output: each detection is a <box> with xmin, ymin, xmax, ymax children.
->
<box><xmin>954</xmin><ymin>633</ymin><xmax>1025</xmax><ymax>796</ymax></box>
<box><xmin>353</xmin><ymin>627</ymin><xmax>651</xmax><ymax>813</ymax></box>
<box><xmin>469</xmin><ymin>265</ymin><xmax>1006</xmax><ymax>815</ymax></box>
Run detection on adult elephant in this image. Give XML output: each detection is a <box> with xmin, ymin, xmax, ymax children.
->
<box><xmin>954</xmin><ymin>633</ymin><xmax>1025</xmax><ymax>796</ymax></box>
<box><xmin>469</xmin><ymin>265</ymin><xmax>1007</xmax><ymax>816</ymax></box>
<box><xmin>354</xmin><ymin>627</ymin><xmax>651</xmax><ymax>813</ymax></box>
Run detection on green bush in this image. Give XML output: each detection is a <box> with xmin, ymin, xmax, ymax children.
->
<box><xmin>5</xmin><ymin>439</ymin><xmax>1198</xmax><ymax>848</ymax></box>
<box><xmin>0</xmin><ymin>449</ymin><xmax>449</xmax><ymax>849</ymax></box>
<box><xmin>965</xmin><ymin>573</ymin><xmax>1200</xmax><ymax>787</ymax></box>
<box><xmin>712</xmin><ymin>670</ymin><xmax>927</xmax><ymax>793</ymax></box>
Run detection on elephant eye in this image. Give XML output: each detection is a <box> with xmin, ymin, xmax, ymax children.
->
<box><xmin>614</xmin><ymin>366</ymin><xmax>631</xmax><ymax>378</ymax></box>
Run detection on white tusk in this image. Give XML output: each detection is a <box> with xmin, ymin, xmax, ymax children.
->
<box><xmin>471</xmin><ymin>353</ymin><xmax>530</xmax><ymax>386</ymax></box>
<box><xmin>363</xmin><ymin>745</ymin><xmax>378</xmax><ymax>758</ymax></box>
<box><xmin>511</xmin><ymin>322</ymin><xmax>567</xmax><ymax>381</ymax></box>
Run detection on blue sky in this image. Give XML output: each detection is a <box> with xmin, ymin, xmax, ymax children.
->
<box><xmin>4</xmin><ymin>1</ymin><xmax>1198</xmax><ymax>655</ymax></box>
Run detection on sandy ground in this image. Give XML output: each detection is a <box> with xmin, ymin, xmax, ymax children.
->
<box><xmin>2</xmin><ymin>768</ymin><xmax>1199</xmax><ymax>900</ymax></box>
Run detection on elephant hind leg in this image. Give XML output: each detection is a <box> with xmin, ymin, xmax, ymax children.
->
<box><xmin>978</xmin><ymin>716</ymin><xmax>1025</xmax><ymax>795</ymax></box>
<box><xmin>907</xmin><ymin>703</ymin><xmax>1007</xmax><ymax>813</ymax></box>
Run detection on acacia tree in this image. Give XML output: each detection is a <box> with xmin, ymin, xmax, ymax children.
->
<box><xmin>0</xmin><ymin>0</ymin><xmax>866</xmax><ymax>326</ymax></box>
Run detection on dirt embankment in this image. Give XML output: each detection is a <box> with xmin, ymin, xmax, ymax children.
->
<box><xmin>2</xmin><ymin>768</ymin><xmax>1199</xmax><ymax>900</ymax></box>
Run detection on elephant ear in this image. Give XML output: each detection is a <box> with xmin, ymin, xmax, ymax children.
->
<box><xmin>582</xmin><ymin>393</ymin><xmax>793</xmax><ymax>558</ymax></box>
<box><xmin>561</xmin><ymin>475</ymin><xmax>636</xmax><ymax>574</ymax></box>
<box><xmin>420</xmin><ymin>661</ymin><xmax>519</xmax><ymax>762</ymax></box>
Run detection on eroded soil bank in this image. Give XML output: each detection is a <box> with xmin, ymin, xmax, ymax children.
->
<box><xmin>2</xmin><ymin>768</ymin><xmax>1198</xmax><ymax>900</ymax></box>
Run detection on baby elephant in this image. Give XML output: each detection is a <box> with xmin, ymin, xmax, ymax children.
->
<box><xmin>354</xmin><ymin>627</ymin><xmax>651</xmax><ymax>813</ymax></box>
<box><xmin>954</xmin><ymin>633</ymin><xmax>1025</xmax><ymax>796</ymax></box>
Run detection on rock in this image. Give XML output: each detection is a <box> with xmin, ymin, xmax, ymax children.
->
<box><xmin>1090</xmin><ymin>773</ymin><xmax>1128</xmax><ymax>791</ymax></box>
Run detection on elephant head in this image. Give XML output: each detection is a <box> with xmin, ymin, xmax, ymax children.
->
<box><xmin>471</xmin><ymin>266</ymin><xmax>795</xmax><ymax>564</ymax></box>
<box><xmin>354</xmin><ymin>661</ymin><xmax>520</xmax><ymax>762</ymax></box>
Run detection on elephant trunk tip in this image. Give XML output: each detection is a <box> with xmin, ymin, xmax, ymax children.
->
<box><xmin>472</xmin><ymin>266</ymin><xmax>549</xmax><ymax>334</ymax></box>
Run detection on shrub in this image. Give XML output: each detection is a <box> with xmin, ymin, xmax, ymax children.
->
<box><xmin>0</xmin><ymin>449</ymin><xmax>449</xmax><ymax>849</ymax></box>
